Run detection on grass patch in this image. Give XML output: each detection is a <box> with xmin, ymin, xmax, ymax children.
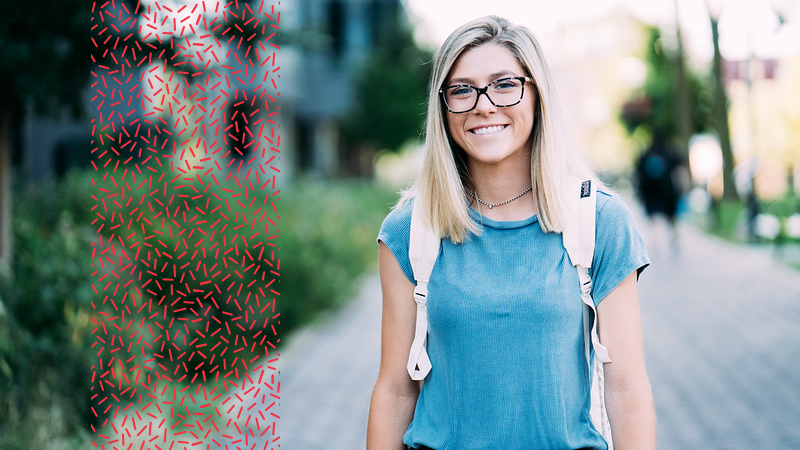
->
<box><xmin>708</xmin><ymin>199</ymin><xmax>745</xmax><ymax>242</ymax></box>
<box><xmin>279</xmin><ymin>179</ymin><xmax>399</xmax><ymax>335</ymax></box>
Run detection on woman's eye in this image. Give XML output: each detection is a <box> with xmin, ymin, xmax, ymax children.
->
<box><xmin>494</xmin><ymin>81</ymin><xmax>517</xmax><ymax>90</ymax></box>
<box><xmin>450</xmin><ymin>87</ymin><xmax>474</xmax><ymax>97</ymax></box>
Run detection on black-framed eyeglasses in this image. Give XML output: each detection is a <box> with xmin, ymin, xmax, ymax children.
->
<box><xmin>439</xmin><ymin>76</ymin><xmax>533</xmax><ymax>114</ymax></box>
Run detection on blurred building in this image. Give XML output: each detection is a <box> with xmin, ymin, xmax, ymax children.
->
<box><xmin>24</xmin><ymin>3</ymin><xmax>295</xmax><ymax>183</ymax></box>
<box><xmin>723</xmin><ymin>54</ymin><xmax>800</xmax><ymax>199</ymax></box>
<box><xmin>20</xmin><ymin>108</ymin><xmax>90</xmax><ymax>183</ymax></box>
<box><xmin>8</xmin><ymin>0</ymin><xmax>409</xmax><ymax>185</ymax></box>
<box><xmin>288</xmin><ymin>0</ymin><xmax>403</xmax><ymax>177</ymax></box>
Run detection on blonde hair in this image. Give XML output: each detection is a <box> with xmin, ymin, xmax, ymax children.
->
<box><xmin>398</xmin><ymin>15</ymin><xmax>594</xmax><ymax>243</ymax></box>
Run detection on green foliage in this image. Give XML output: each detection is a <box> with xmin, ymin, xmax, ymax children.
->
<box><xmin>279</xmin><ymin>179</ymin><xmax>398</xmax><ymax>329</ymax></box>
<box><xmin>762</xmin><ymin>193</ymin><xmax>800</xmax><ymax>243</ymax></box>
<box><xmin>707</xmin><ymin>194</ymin><xmax>799</xmax><ymax>243</ymax></box>
<box><xmin>0</xmin><ymin>170</ymin><xmax>398</xmax><ymax>447</ymax></box>
<box><xmin>708</xmin><ymin>199</ymin><xmax>745</xmax><ymax>241</ymax></box>
<box><xmin>0</xmin><ymin>173</ymin><xmax>96</xmax><ymax>450</ymax></box>
<box><xmin>342</xmin><ymin>22</ymin><xmax>433</xmax><ymax>153</ymax></box>
<box><xmin>621</xmin><ymin>27</ymin><xmax>714</xmax><ymax>140</ymax></box>
<box><xmin>85</xmin><ymin>168</ymin><xmax>279</xmax><ymax>381</ymax></box>
<box><xmin>0</xmin><ymin>0</ymin><xmax>91</xmax><ymax>120</ymax></box>
<box><xmin>762</xmin><ymin>193</ymin><xmax>800</xmax><ymax>219</ymax></box>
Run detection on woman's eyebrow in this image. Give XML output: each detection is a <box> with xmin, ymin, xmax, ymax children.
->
<box><xmin>447</xmin><ymin>70</ymin><xmax>519</xmax><ymax>85</ymax></box>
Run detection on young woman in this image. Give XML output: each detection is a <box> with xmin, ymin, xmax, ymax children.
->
<box><xmin>367</xmin><ymin>16</ymin><xmax>656</xmax><ymax>450</ymax></box>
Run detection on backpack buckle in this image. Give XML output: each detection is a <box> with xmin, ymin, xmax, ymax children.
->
<box><xmin>413</xmin><ymin>283</ymin><xmax>428</xmax><ymax>307</ymax></box>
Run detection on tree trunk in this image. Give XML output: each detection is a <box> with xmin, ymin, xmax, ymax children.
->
<box><xmin>0</xmin><ymin>110</ymin><xmax>12</xmax><ymax>275</ymax></box>
<box><xmin>710</xmin><ymin>17</ymin><xmax>740</xmax><ymax>201</ymax></box>
<box><xmin>357</xmin><ymin>144</ymin><xmax>376</xmax><ymax>179</ymax></box>
<box><xmin>673</xmin><ymin>0</ymin><xmax>693</xmax><ymax>181</ymax></box>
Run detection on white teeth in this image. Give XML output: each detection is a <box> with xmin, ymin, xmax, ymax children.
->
<box><xmin>471</xmin><ymin>125</ymin><xmax>505</xmax><ymax>135</ymax></box>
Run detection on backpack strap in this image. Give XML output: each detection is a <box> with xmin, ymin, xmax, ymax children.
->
<box><xmin>562</xmin><ymin>177</ymin><xmax>613</xmax><ymax>447</ymax></box>
<box><xmin>562</xmin><ymin>177</ymin><xmax>610</xmax><ymax>365</ymax></box>
<box><xmin>407</xmin><ymin>198</ymin><xmax>439</xmax><ymax>380</ymax></box>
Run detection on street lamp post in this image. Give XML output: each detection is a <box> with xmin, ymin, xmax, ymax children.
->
<box><xmin>706</xmin><ymin>0</ymin><xmax>740</xmax><ymax>201</ymax></box>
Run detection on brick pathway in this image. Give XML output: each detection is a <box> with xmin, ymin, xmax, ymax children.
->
<box><xmin>638</xmin><ymin>222</ymin><xmax>800</xmax><ymax>449</ymax></box>
<box><xmin>246</xmin><ymin>200</ymin><xmax>800</xmax><ymax>450</ymax></box>
<box><xmin>268</xmin><ymin>274</ymin><xmax>381</xmax><ymax>450</ymax></box>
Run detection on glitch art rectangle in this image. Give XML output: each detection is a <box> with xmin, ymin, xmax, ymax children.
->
<box><xmin>89</xmin><ymin>1</ymin><xmax>282</xmax><ymax>448</ymax></box>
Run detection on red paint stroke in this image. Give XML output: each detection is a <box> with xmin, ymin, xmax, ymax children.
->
<box><xmin>89</xmin><ymin>1</ymin><xmax>282</xmax><ymax>448</ymax></box>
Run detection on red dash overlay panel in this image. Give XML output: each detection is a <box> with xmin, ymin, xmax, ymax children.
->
<box><xmin>89</xmin><ymin>1</ymin><xmax>282</xmax><ymax>448</ymax></box>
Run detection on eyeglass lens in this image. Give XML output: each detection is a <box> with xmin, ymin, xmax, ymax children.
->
<box><xmin>442</xmin><ymin>78</ymin><xmax>525</xmax><ymax>113</ymax></box>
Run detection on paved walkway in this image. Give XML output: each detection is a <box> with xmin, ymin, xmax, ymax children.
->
<box><xmin>259</xmin><ymin>201</ymin><xmax>800</xmax><ymax>450</ymax></box>
<box><xmin>638</xmin><ymin>221</ymin><xmax>800</xmax><ymax>448</ymax></box>
<box><xmin>269</xmin><ymin>274</ymin><xmax>382</xmax><ymax>450</ymax></box>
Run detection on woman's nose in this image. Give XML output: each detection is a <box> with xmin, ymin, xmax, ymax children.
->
<box><xmin>473</xmin><ymin>91</ymin><xmax>497</xmax><ymax>115</ymax></box>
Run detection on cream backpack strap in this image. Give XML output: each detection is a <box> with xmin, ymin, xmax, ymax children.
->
<box><xmin>407</xmin><ymin>198</ymin><xmax>440</xmax><ymax>380</ymax></box>
<box><xmin>562</xmin><ymin>177</ymin><xmax>614</xmax><ymax>449</ymax></box>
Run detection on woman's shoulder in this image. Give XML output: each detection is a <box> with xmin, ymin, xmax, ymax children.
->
<box><xmin>590</xmin><ymin>189</ymin><xmax>649</xmax><ymax>303</ymax></box>
<box><xmin>377</xmin><ymin>197</ymin><xmax>416</xmax><ymax>251</ymax></box>
<box><xmin>377</xmin><ymin>198</ymin><xmax>416</xmax><ymax>284</ymax></box>
<box><xmin>380</xmin><ymin>198</ymin><xmax>415</xmax><ymax>237</ymax></box>
<box><xmin>595</xmin><ymin>189</ymin><xmax>636</xmax><ymax>226</ymax></box>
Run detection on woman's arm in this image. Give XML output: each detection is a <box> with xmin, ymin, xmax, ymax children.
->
<box><xmin>366</xmin><ymin>242</ymin><xmax>421</xmax><ymax>450</ymax></box>
<box><xmin>596</xmin><ymin>272</ymin><xmax>657</xmax><ymax>450</ymax></box>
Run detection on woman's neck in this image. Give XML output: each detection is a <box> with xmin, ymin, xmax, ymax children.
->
<box><xmin>467</xmin><ymin>163</ymin><xmax>536</xmax><ymax>222</ymax></box>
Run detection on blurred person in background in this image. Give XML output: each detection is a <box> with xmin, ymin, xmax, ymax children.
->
<box><xmin>634</xmin><ymin>131</ymin><xmax>688</xmax><ymax>254</ymax></box>
<box><xmin>367</xmin><ymin>16</ymin><xmax>656</xmax><ymax>450</ymax></box>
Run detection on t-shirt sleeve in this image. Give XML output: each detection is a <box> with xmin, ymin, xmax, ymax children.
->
<box><xmin>589</xmin><ymin>192</ymin><xmax>650</xmax><ymax>305</ymax></box>
<box><xmin>377</xmin><ymin>200</ymin><xmax>416</xmax><ymax>284</ymax></box>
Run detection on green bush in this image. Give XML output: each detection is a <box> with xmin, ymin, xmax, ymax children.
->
<box><xmin>0</xmin><ymin>170</ymin><xmax>399</xmax><ymax>448</ymax></box>
<box><xmin>0</xmin><ymin>173</ymin><xmax>96</xmax><ymax>450</ymax></box>
<box><xmin>708</xmin><ymin>199</ymin><xmax>745</xmax><ymax>241</ymax></box>
<box><xmin>762</xmin><ymin>193</ymin><xmax>799</xmax><ymax>219</ymax></box>
<box><xmin>762</xmin><ymin>193</ymin><xmax>800</xmax><ymax>243</ymax></box>
<box><xmin>279</xmin><ymin>179</ymin><xmax>397</xmax><ymax>331</ymax></box>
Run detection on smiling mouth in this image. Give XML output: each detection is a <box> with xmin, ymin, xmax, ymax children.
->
<box><xmin>469</xmin><ymin>125</ymin><xmax>508</xmax><ymax>136</ymax></box>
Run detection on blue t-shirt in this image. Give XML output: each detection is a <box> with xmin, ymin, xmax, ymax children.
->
<box><xmin>377</xmin><ymin>191</ymin><xmax>649</xmax><ymax>450</ymax></box>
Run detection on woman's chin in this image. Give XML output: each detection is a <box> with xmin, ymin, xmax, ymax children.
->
<box><xmin>465</xmin><ymin>146</ymin><xmax>526</xmax><ymax>167</ymax></box>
